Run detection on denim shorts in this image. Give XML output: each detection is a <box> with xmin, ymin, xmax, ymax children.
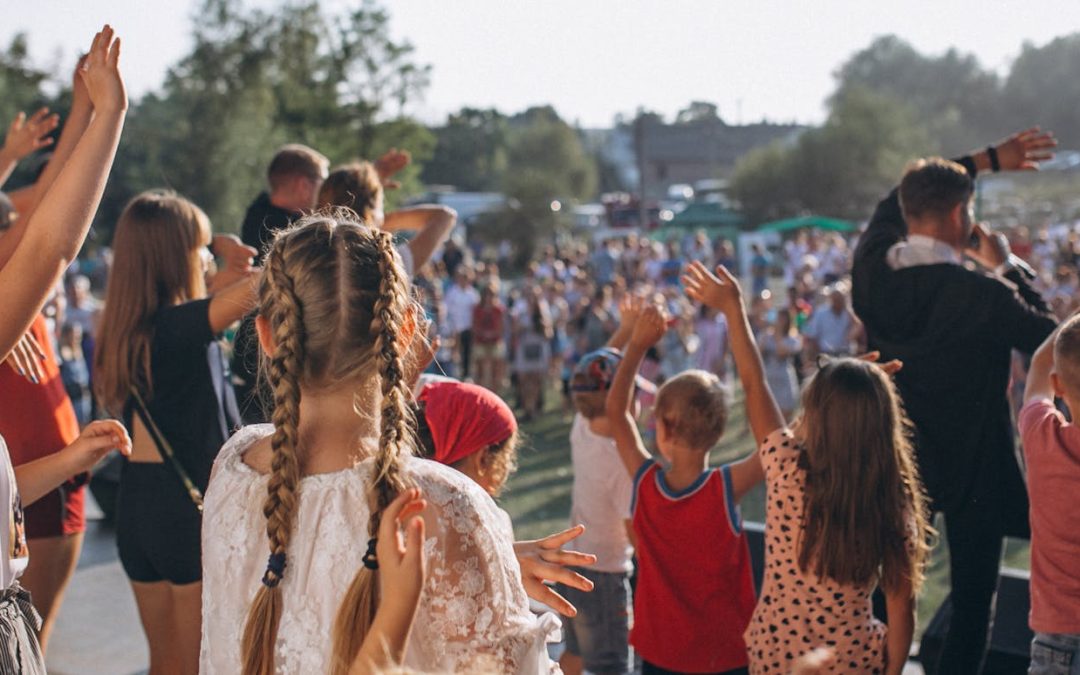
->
<box><xmin>1031</xmin><ymin>633</ymin><xmax>1080</xmax><ymax>675</ymax></box>
<box><xmin>556</xmin><ymin>568</ymin><xmax>632</xmax><ymax>674</ymax></box>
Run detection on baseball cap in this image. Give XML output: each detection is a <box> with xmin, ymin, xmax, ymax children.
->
<box><xmin>571</xmin><ymin>348</ymin><xmax>657</xmax><ymax>395</ymax></box>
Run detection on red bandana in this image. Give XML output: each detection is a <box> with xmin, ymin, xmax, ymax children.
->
<box><xmin>418</xmin><ymin>381</ymin><xmax>517</xmax><ymax>467</ymax></box>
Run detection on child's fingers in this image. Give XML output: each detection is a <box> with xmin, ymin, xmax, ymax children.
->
<box><xmin>537</xmin><ymin>524</ymin><xmax>585</xmax><ymax>550</ymax></box>
<box><xmin>539</xmin><ymin>548</ymin><xmax>597</xmax><ymax>568</ymax></box>
<box><xmin>714</xmin><ymin>265</ymin><xmax>736</xmax><ymax>283</ymax></box>
<box><xmin>403</xmin><ymin>516</ymin><xmax>425</xmax><ymax>573</ymax></box>
<box><xmin>109</xmin><ymin>37</ymin><xmax>122</xmax><ymax>69</ymax></box>
<box><xmin>533</xmin><ymin>559</ymin><xmax>594</xmax><ymax>591</ymax></box>
<box><xmin>526</xmin><ymin>579</ymin><xmax>578</xmax><ymax>618</ymax></box>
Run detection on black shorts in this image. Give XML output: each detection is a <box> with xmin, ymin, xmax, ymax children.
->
<box><xmin>116</xmin><ymin>462</ymin><xmax>203</xmax><ymax>585</ymax></box>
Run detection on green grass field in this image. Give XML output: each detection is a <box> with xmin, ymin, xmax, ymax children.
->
<box><xmin>499</xmin><ymin>381</ymin><xmax>1030</xmax><ymax>638</ymax></box>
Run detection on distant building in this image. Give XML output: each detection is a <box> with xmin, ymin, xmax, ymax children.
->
<box><xmin>583</xmin><ymin>114</ymin><xmax>804</xmax><ymax>200</ymax></box>
<box><xmin>637</xmin><ymin>115</ymin><xmax>804</xmax><ymax>198</ymax></box>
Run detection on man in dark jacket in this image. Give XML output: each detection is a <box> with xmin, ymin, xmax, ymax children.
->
<box><xmin>852</xmin><ymin>128</ymin><xmax>1056</xmax><ymax>674</ymax></box>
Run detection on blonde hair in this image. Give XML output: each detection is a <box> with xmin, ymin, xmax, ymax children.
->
<box><xmin>239</xmin><ymin>211</ymin><xmax>415</xmax><ymax>675</ymax></box>
<box><xmin>318</xmin><ymin>162</ymin><xmax>383</xmax><ymax>223</ymax></box>
<box><xmin>94</xmin><ymin>190</ymin><xmax>211</xmax><ymax>412</ymax></box>
<box><xmin>1054</xmin><ymin>314</ymin><xmax>1080</xmax><ymax>397</ymax></box>
<box><xmin>654</xmin><ymin>369</ymin><xmax>729</xmax><ymax>450</ymax></box>
<box><xmin>797</xmin><ymin>358</ymin><xmax>932</xmax><ymax>593</ymax></box>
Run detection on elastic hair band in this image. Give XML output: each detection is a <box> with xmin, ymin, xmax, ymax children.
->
<box><xmin>362</xmin><ymin>538</ymin><xmax>379</xmax><ymax>570</ymax></box>
<box><xmin>262</xmin><ymin>552</ymin><xmax>287</xmax><ymax>588</ymax></box>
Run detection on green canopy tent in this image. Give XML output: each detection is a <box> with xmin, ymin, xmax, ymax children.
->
<box><xmin>755</xmin><ymin>215</ymin><xmax>856</xmax><ymax>234</ymax></box>
<box><xmin>648</xmin><ymin>202</ymin><xmax>744</xmax><ymax>242</ymax></box>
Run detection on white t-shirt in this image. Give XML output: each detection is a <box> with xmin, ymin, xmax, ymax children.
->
<box><xmin>0</xmin><ymin>437</ymin><xmax>27</xmax><ymax>590</ymax></box>
<box><xmin>569</xmin><ymin>414</ymin><xmax>634</xmax><ymax>574</ymax></box>
<box><xmin>444</xmin><ymin>285</ymin><xmax>480</xmax><ymax>334</ymax></box>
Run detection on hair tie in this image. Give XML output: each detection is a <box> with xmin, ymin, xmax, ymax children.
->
<box><xmin>362</xmin><ymin>538</ymin><xmax>379</xmax><ymax>570</ymax></box>
<box><xmin>261</xmin><ymin>552</ymin><xmax>287</xmax><ymax>588</ymax></box>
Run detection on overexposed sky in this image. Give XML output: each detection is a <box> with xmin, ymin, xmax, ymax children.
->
<box><xmin>4</xmin><ymin>0</ymin><xmax>1079</xmax><ymax>127</ymax></box>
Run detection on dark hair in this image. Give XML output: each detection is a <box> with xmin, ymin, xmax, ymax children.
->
<box><xmin>898</xmin><ymin>158</ymin><xmax>973</xmax><ymax>221</ymax></box>
<box><xmin>267</xmin><ymin>144</ymin><xmax>329</xmax><ymax>191</ymax></box>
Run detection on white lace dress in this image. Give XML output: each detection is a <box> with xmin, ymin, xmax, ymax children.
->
<box><xmin>199</xmin><ymin>425</ymin><xmax>559</xmax><ymax>674</ymax></box>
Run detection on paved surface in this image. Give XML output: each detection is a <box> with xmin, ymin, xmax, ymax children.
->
<box><xmin>43</xmin><ymin>497</ymin><xmax>924</xmax><ymax>675</ymax></box>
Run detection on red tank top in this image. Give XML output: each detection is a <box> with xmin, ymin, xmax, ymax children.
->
<box><xmin>631</xmin><ymin>460</ymin><xmax>756</xmax><ymax>673</ymax></box>
<box><xmin>0</xmin><ymin>315</ymin><xmax>81</xmax><ymax>463</ymax></box>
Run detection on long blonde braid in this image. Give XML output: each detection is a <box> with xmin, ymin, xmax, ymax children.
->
<box><xmin>240</xmin><ymin>243</ymin><xmax>306</xmax><ymax>675</ymax></box>
<box><xmin>329</xmin><ymin>229</ymin><xmax>415</xmax><ymax>675</ymax></box>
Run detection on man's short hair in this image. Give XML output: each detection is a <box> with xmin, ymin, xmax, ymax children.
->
<box><xmin>1054</xmin><ymin>315</ymin><xmax>1080</xmax><ymax>396</ymax></box>
<box><xmin>267</xmin><ymin>144</ymin><xmax>329</xmax><ymax>192</ymax></box>
<box><xmin>898</xmin><ymin>157</ymin><xmax>974</xmax><ymax>221</ymax></box>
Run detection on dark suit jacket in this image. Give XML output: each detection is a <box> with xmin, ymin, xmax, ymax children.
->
<box><xmin>851</xmin><ymin>156</ymin><xmax>1055</xmax><ymax>530</ymax></box>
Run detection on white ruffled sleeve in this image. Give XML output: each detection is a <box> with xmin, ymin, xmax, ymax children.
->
<box><xmin>405</xmin><ymin>462</ymin><xmax>560</xmax><ymax>674</ymax></box>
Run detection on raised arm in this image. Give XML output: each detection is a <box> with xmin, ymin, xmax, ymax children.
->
<box><xmin>382</xmin><ymin>206</ymin><xmax>456</xmax><ymax>272</ymax></box>
<box><xmin>684</xmin><ymin>262</ymin><xmax>785</xmax><ymax>446</ymax></box>
<box><xmin>0</xmin><ymin>108</ymin><xmax>59</xmax><ymax>188</ymax></box>
<box><xmin>606</xmin><ymin>294</ymin><xmax>642</xmax><ymax>353</ymax></box>
<box><xmin>605</xmin><ymin>305</ymin><xmax>667</xmax><ymax>478</ymax></box>
<box><xmin>0</xmin><ymin>27</ymin><xmax>126</xmax><ymax>361</ymax></box>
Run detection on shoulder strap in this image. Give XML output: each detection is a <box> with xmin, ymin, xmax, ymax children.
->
<box><xmin>129</xmin><ymin>386</ymin><xmax>204</xmax><ymax>512</ymax></box>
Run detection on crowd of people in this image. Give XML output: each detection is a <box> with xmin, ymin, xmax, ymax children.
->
<box><xmin>0</xmin><ymin>23</ymin><xmax>1078</xmax><ymax>675</ymax></box>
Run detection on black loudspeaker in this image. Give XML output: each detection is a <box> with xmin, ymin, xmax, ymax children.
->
<box><xmin>744</xmin><ymin>521</ymin><xmax>766</xmax><ymax>595</ymax></box>
<box><xmin>917</xmin><ymin>567</ymin><xmax>1032</xmax><ymax>675</ymax></box>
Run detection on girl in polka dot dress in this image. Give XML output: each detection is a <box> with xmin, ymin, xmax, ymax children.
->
<box><xmin>684</xmin><ymin>262</ymin><xmax>933</xmax><ymax>675</ymax></box>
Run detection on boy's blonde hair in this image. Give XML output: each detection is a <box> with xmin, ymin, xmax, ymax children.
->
<box><xmin>654</xmin><ymin>370</ymin><xmax>729</xmax><ymax>450</ymax></box>
<box><xmin>1054</xmin><ymin>315</ymin><xmax>1080</xmax><ymax>396</ymax></box>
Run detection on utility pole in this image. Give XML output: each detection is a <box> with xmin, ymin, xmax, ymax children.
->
<box><xmin>635</xmin><ymin>113</ymin><xmax>648</xmax><ymax>231</ymax></box>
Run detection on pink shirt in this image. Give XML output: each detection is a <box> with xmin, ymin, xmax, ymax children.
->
<box><xmin>1018</xmin><ymin>399</ymin><xmax>1080</xmax><ymax>634</ymax></box>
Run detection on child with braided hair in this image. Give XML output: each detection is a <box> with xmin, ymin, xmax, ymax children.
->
<box><xmin>200</xmin><ymin>213</ymin><xmax>560</xmax><ymax>675</ymax></box>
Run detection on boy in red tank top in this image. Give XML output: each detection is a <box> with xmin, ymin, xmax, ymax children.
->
<box><xmin>605</xmin><ymin>304</ymin><xmax>763</xmax><ymax>674</ymax></box>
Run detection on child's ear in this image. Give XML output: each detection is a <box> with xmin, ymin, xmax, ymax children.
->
<box><xmin>255</xmin><ymin>314</ymin><xmax>276</xmax><ymax>357</ymax></box>
<box><xmin>1051</xmin><ymin>370</ymin><xmax>1066</xmax><ymax>399</ymax></box>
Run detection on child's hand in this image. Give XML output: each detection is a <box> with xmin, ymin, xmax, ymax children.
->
<box><xmin>63</xmin><ymin>419</ymin><xmax>131</xmax><ymax>474</ymax></box>
<box><xmin>4</xmin><ymin>331</ymin><xmax>46</xmax><ymax>384</ymax></box>
<box><xmin>71</xmin><ymin>54</ymin><xmax>90</xmax><ymax>108</ymax></box>
<box><xmin>213</xmin><ymin>234</ymin><xmax>257</xmax><ymax>274</ymax></box>
<box><xmin>618</xmin><ymin>293</ymin><xmax>643</xmax><ymax>327</ymax></box>
<box><xmin>3</xmin><ymin>108</ymin><xmax>59</xmax><ymax>161</ymax></box>
<box><xmin>854</xmin><ymin>351</ymin><xmax>903</xmax><ymax>376</ymax></box>
<box><xmin>682</xmin><ymin>261</ymin><xmax>743</xmax><ymax>314</ymax></box>
<box><xmin>375</xmin><ymin>487</ymin><xmax>427</xmax><ymax>622</ymax></box>
<box><xmin>629</xmin><ymin>304</ymin><xmax>668</xmax><ymax>349</ymax></box>
<box><xmin>513</xmin><ymin>524</ymin><xmax>598</xmax><ymax>617</ymax></box>
<box><xmin>374</xmin><ymin>148</ymin><xmax>411</xmax><ymax>190</ymax></box>
<box><xmin>78</xmin><ymin>26</ymin><xmax>127</xmax><ymax>114</ymax></box>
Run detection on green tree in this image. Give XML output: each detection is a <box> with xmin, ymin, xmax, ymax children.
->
<box><xmin>1002</xmin><ymin>34</ymin><xmax>1080</xmax><ymax>149</ymax></box>
<box><xmin>422</xmin><ymin>107</ymin><xmax>508</xmax><ymax>191</ymax></box>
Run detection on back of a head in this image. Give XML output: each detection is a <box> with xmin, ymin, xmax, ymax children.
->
<box><xmin>95</xmin><ymin>190</ymin><xmax>211</xmax><ymax>413</ymax></box>
<box><xmin>798</xmin><ymin>358</ymin><xmax>930</xmax><ymax>592</ymax></box>
<box><xmin>655</xmin><ymin>369</ymin><xmax>729</xmax><ymax>450</ymax></box>
<box><xmin>1054</xmin><ymin>315</ymin><xmax>1080</xmax><ymax>399</ymax></box>
<box><xmin>267</xmin><ymin>144</ymin><xmax>329</xmax><ymax>193</ymax></box>
<box><xmin>318</xmin><ymin>162</ymin><xmax>383</xmax><ymax>223</ymax></box>
<box><xmin>241</xmin><ymin>210</ymin><xmax>416</xmax><ymax>675</ymax></box>
<box><xmin>898</xmin><ymin>157</ymin><xmax>973</xmax><ymax>223</ymax></box>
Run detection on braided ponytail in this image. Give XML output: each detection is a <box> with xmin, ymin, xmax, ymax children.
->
<box><xmin>240</xmin><ymin>246</ymin><xmax>306</xmax><ymax>675</ymax></box>
<box><xmin>330</xmin><ymin>230</ymin><xmax>414</xmax><ymax>675</ymax></box>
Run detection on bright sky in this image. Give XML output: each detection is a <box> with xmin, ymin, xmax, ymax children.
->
<box><xmin>4</xmin><ymin>0</ymin><xmax>1078</xmax><ymax>128</ymax></box>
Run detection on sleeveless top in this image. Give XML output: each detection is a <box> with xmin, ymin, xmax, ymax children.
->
<box><xmin>630</xmin><ymin>459</ymin><xmax>756</xmax><ymax>672</ymax></box>
<box><xmin>199</xmin><ymin>425</ymin><xmax>559</xmax><ymax>674</ymax></box>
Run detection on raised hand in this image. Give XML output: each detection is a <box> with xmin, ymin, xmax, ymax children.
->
<box><xmin>854</xmin><ymin>351</ymin><xmax>903</xmax><ymax>376</ymax></box>
<box><xmin>212</xmin><ymin>234</ymin><xmax>257</xmax><ymax>273</ymax></box>
<box><xmin>3</xmin><ymin>108</ymin><xmax>59</xmax><ymax>161</ymax></box>
<box><xmin>993</xmin><ymin>127</ymin><xmax>1056</xmax><ymax>171</ymax></box>
<box><xmin>4</xmin><ymin>331</ymin><xmax>46</xmax><ymax>384</ymax></box>
<box><xmin>967</xmin><ymin>222</ymin><xmax>1011</xmax><ymax>269</ymax></box>
<box><xmin>71</xmin><ymin>54</ymin><xmax>90</xmax><ymax>108</ymax></box>
<box><xmin>78</xmin><ymin>25</ymin><xmax>127</xmax><ymax>114</ymax></box>
<box><xmin>629</xmin><ymin>303</ymin><xmax>669</xmax><ymax>350</ymax></box>
<box><xmin>62</xmin><ymin>419</ymin><xmax>131</xmax><ymax>473</ymax></box>
<box><xmin>513</xmin><ymin>524</ymin><xmax>598</xmax><ymax>617</ymax></box>
<box><xmin>375</xmin><ymin>487</ymin><xmax>427</xmax><ymax>621</ymax></box>
<box><xmin>682</xmin><ymin>261</ymin><xmax>743</xmax><ymax>315</ymax></box>
<box><xmin>374</xmin><ymin>148</ymin><xmax>411</xmax><ymax>190</ymax></box>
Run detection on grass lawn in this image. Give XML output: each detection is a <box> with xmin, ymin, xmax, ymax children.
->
<box><xmin>499</xmin><ymin>380</ymin><xmax>1030</xmax><ymax>639</ymax></box>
